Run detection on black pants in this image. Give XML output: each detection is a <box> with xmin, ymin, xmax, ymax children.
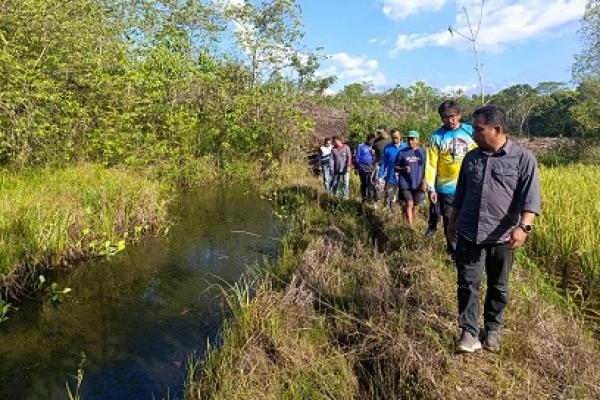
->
<box><xmin>427</xmin><ymin>198</ymin><xmax>440</xmax><ymax>229</ymax></box>
<box><xmin>357</xmin><ymin>167</ymin><xmax>373</xmax><ymax>201</ymax></box>
<box><xmin>435</xmin><ymin>194</ymin><xmax>454</xmax><ymax>253</ymax></box>
<box><xmin>455</xmin><ymin>236</ymin><xmax>514</xmax><ymax>336</ymax></box>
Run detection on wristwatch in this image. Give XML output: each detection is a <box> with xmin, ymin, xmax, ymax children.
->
<box><xmin>517</xmin><ymin>222</ymin><xmax>532</xmax><ymax>234</ymax></box>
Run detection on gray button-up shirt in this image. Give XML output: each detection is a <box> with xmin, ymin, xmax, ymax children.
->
<box><xmin>452</xmin><ymin>139</ymin><xmax>542</xmax><ymax>244</ymax></box>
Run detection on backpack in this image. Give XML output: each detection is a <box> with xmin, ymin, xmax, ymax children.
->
<box><xmin>356</xmin><ymin>143</ymin><xmax>373</xmax><ymax>165</ymax></box>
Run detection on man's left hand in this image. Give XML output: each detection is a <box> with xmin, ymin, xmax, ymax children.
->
<box><xmin>509</xmin><ymin>227</ymin><xmax>528</xmax><ymax>249</ymax></box>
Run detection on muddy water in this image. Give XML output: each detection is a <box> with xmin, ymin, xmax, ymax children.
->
<box><xmin>0</xmin><ymin>187</ymin><xmax>284</xmax><ymax>400</ymax></box>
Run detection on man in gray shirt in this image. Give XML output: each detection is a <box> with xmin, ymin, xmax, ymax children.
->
<box><xmin>447</xmin><ymin>105</ymin><xmax>541</xmax><ymax>354</ymax></box>
<box><xmin>329</xmin><ymin>135</ymin><xmax>353</xmax><ymax>199</ymax></box>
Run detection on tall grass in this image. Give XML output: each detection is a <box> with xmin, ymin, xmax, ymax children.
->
<box><xmin>0</xmin><ymin>164</ymin><xmax>170</xmax><ymax>298</ymax></box>
<box><xmin>185</xmin><ymin>278</ymin><xmax>357</xmax><ymax>400</ymax></box>
<box><xmin>528</xmin><ymin>165</ymin><xmax>600</xmax><ymax>297</ymax></box>
<box><xmin>187</xmin><ymin>186</ymin><xmax>600</xmax><ymax>399</ymax></box>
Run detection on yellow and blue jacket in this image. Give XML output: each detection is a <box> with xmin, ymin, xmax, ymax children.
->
<box><xmin>425</xmin><ymin>124</ymin><xmax>476</xmax><ymax>195</ymax></box>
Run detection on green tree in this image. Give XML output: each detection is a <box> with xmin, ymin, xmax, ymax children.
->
<box><xmin>225</xmin><ymin>0</ymin><xmax>303</xmax><ymax>88</ymax></box>
<box><xmin>528</xmin><ymin>86</ymin><xmax>578</xmax><ymax>137</ymax></box>
<box><xmin>490</xmin><ymin>84</ymin><xmax>540</xmax><ymax>135</ymax></box>
<box><xmin>573</xmin><ymin>0</ymin><xmax>600</xmax><ymax>80</ymax></box>
<box><xmin>290</xmin><ymin>51</ymin><xmax>336</xmax><ymax>95</ymax></box>
<box><xmin>571</xmin><ymin>0</ymin><xmax>600</xmax><ymax>137</ymax></box>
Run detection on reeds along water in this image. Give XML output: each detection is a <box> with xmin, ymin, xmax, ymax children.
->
<box><xmin>0</xmin><ymin>164</ymin><xmax>169</xmax><ymax>299</ymax></box>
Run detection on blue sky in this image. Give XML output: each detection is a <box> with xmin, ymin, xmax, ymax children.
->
<box><xmin>298</xmin><ymin>0</ymin><xmax>587</xmax><ymax>94</ymax></box>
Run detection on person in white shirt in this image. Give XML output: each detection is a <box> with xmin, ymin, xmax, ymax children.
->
<box><xmin>318</xmin><ymin>137</ymin><xmax>333</xmax><ymax>191</ymax></box>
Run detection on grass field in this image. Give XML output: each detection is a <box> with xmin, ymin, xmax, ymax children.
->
<box><xmin>528</xmin><ymin>165</ymin><xmax>600</xmax><ymax>299</ymax></box>
<box><xmin>0</xmin><ymin>164</ymin><xmax>170</xmax><ymax>299</ymax></box>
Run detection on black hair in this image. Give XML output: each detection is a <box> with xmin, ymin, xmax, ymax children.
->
<box><xmin>366</xmin><ymin>133</ymin><xmax>376</xmax><ymax>141</ymax></box>
<box><xmin>390</xmin><ymin>128</ymin><xmax>401</xmax><ymax>135</ymax></box>
<box><xmin>438</xmin><ymin>100</ymin><xmax>462</xmax><ymax>116</ymax></box>
<box><xmin>472</xmin><ymin>105</ymin><xmax>507</xmax><ymax>132</ymax></box>
<box><xmin>324</xmin><ymin>137</ymin><xmax>332</xmax><ymax>144</ymax></box>
<box><xmin>332</xmin><ymin>135</ymin><xmax>343</xmax><ymax>142</ymax></box>
<box><xmin>377</xmin><ymin>124</ymin><xmax>387</xmax><ymax>131</ymax></box>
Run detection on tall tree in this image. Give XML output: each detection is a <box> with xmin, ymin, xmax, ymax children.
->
<box><xmin>491</xmin><ymin>84</ymin><xmax>540</xmax><ymax>136</ymax></box>
<box><xmin>571</xmin><ymin>0</ymin><xmax>600</xmax><ymax>137</ymax></box>
<box><xmin>225</xmin><ymin>0</ymin><xmax>303</xmax><ymax>88</ymax></box>
<box><xmin>573</xmin><ymin>0</ymin><xmax>600</xmax><ymax>81</ymax></box>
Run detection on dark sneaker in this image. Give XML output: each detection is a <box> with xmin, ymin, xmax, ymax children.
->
<box><xmin>424</xmin><ymin>227</ymin><xmax>436</xmax><ymax>239</ymax></box>
<box><xmin>483</xmin><ymin>330</ymin><xmax>501</xmax><ymax>352</ymax></box>
<box><xmin>456</xmin><ymin>330</ymin><xmax>482</xmax><ymax>353</ymax></box>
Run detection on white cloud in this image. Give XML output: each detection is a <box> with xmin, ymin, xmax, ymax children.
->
<box><xmin>382</xmin><ymin>0</ymin><xmax>448</xmax><ymax>20</ymax></box>
<box><xmin>442</xmin><ymin>83</ymin><xmax>478</xmax><ymax>94</ymax></box>
<box><xmin>389</xmin><ymin>0</ymin><xmax>586</xmax><ymax>56</ymax></box>
<box><xmin>368</xmin><ymin>37</ymin><xmax>389</xmax><ymax>45</ymax></box>
<box><xmin>320</xmin><ymin>52</ymin><xmax>388</xmax><ymax>88</ymax></box>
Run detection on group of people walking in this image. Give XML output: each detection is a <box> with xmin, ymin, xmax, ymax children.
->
<box><xmin>317</xmin><ymin>100</ymin><xmax>542</xmax><ymax>354</ymax></box>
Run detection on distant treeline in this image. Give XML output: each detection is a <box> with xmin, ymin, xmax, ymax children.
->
<box><xmin>310</xmin><ymin>80</ymin><xmax>594</xmax><ymax>147</ymax></box>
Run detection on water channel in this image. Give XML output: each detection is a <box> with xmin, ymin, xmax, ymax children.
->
<box><xmin>0</xmin><ymin>187</ymin><xmax>284</xmax><ymax>400</ymax></box>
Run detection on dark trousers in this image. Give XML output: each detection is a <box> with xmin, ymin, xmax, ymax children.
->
<box><xmin>357</xmin><ymin>166</ymin><xmax>373</xmax><ymax>201</ymax></box>
<box><xmin>427</xmin><ymin>198</ymin><xmax>440</xmax><ymax>229</ymax></box>
<box><xmin>455</xmin><ymin>236</ymin><xmax>514</xmax><ymax>336</ymax></box>
<box><xmin>437</xmin><ymin>194</ymin><xmax>454</xmax><ymax>253</ymax></box>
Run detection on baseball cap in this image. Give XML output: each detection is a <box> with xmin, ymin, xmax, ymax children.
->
<box><xmin>405</xmin><ymin>130</ymin><xmax>420</xmax><ymax>138</ymax></box>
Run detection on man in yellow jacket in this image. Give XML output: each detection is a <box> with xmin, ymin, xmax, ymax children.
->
<box><xmin>425</xmin><ymin>100</ymin><xmax>476</xmax><ymax>253</ymax></box>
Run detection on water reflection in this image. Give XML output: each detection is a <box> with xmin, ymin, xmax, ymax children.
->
<box><xmin>0</xmin><ymin>187</ymin><xmax>283</xmax><ymax>400</ymax></box>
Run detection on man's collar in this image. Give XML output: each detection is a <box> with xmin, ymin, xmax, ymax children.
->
<box><xmin>479</xmin><ymin>138</ymin><xmax>512</xmax><ymax>156</ymax></box>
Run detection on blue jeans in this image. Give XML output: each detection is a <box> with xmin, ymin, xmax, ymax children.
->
<box><xmin>321</xmin><ymin>165</ymin><xmax>332</xmax><ymax>192</ymax></box>
<box><xmin>331</xmin><ymin>172</ymin><xmax>350</xmax><ymax>198</ymax></box>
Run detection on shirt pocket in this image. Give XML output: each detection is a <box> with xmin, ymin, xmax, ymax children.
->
<box><xmin>491</xmin><ymin>164</ymin><xmax>519</xmax><ymax>192</ymax></box>
<box><xmin>466</xmin><ymin>159</ymin><xmax>483</xmax><ymax>184</ymax></box>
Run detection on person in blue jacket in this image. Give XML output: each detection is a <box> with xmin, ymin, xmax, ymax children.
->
<box><xmin>355</xmin><ymin>132</ymin><xmax>376</xmax><ymax>202</ymax></box>
<box><xmin>395</xmin><ymin>130</ymin><xmax>427</xmax><ymax>227</ymax></box>
<box><xmin>377</xmin><ymin>128</ymin><xmax>408</xmax><ymax>211</ymax></box>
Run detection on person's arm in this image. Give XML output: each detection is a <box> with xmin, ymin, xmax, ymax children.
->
<box><xmin>346</xmin><ymin>146</ymin><xmax>353</xmax><ymax>171</ymax></box>
<box><xmin>394</xmin><ymin>153</ymin><xmax>406</xmax><ymax>172</ymax></box>
<box><xmin>447</xmin><ymin>160</ymin><xmax>467</xmax><ymax>243</ymax></box>
<box><xmin>425</xmin><ymin>141</ymin><xmax>439</xmax><ymax>203</ymax></box>
<box><xmin>378</xmin><ymin>147</ymin><xmax>388</xmax><ymax>182</ymax></box>
<box><xmin>510</xmin><ymin>152</ymin><xmax>542</xmax><ymax>249</ymax></box>
<box><xmin>509</xmin><ymin>212</ymin><xmax>536</xmax><ymax>249</ymax></box>
<box><xmin>329</xmin><ymin>150</ymin><xmax>334</xmax><ymax>172</ymax></box>
<box><xmin>419</xmin><ymin>148</ymin><xmax>427</xmax><ymax>192</ymax></box>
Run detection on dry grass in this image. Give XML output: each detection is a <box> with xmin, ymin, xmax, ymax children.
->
<box><xmin>187</xmin><ymin>185</ymin><xmax>600</xmax><ymax>399</ymax></box>
<box><xmin>185</xmin><ymin>278</ymin><xmax>358</xmax><ymax>400</ymax></box>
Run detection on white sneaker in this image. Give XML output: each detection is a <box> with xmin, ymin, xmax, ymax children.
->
<box><xmin>456</xmin><ymin>330</ymin><xmax>482</xmax><ymax>353</ymax></box>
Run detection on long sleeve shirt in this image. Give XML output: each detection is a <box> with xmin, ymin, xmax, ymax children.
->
<box><xmin>329</xmin><ymin>144</ymin><xmax>352</xmax><ymax>174</ymax></box>
<box><xmin>452</xmin><ymin>140</ymin><xmax>542</xmax><ymax>244</ymax></box>
<box><xmin>425</xmin><ymin>124</ymin><xmax>476</xmax><ymax>195</ymax></box>
<box><xmin>377</xmin><ymin>142</ymin><xmax>408</xmax><ymax>185</ymax></box>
